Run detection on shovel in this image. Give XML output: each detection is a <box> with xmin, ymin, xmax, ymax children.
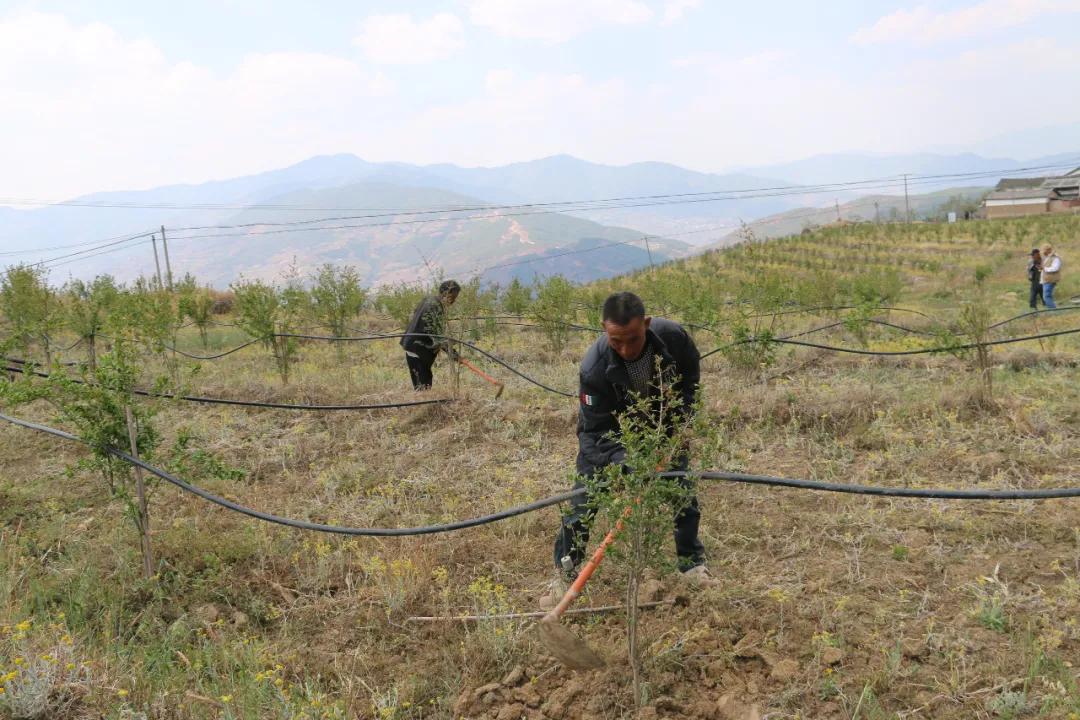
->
<box><xmin>454</xmin><ymin>354</ymin><xmax>505</xmax><ymax>398</ymax></box>
<box><xmin>537</xmin><ymin>505</ymin><xmax>633</xmax><ymax>670</ymax></box>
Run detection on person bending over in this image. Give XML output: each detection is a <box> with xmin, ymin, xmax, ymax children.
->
<box><xmin>551</xmin><ymin>291</ymin><xmax>717</xmax><ymax>593</ymax></box>
<box><xmin>400</xmin><ymin>280</ymin><xmax>460</xmax><ymax>390</ymax></box>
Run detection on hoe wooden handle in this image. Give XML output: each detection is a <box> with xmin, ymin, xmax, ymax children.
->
<box><xmin>544</xmin><ymin>504</ymin><xmax>634</xmax><ymax>621</ymax></box>
<box><xmin>456</xmin><ymin>356</ymin><xmax>505</xmax><ymax>396</ymax></box>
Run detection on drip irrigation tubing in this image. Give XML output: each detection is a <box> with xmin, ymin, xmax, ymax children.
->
<box><xmin>699</xmin><ymin>317</ymin><xmax>942</xmax><ymax>360</ymax></box>
<box><xmin>166</xmin><ymin>338</ymin><xmax>263</xmax><ymax>360</ymax></box>
<box><xmin>2</xmin><ymin>364</ymin><xmax>452</xmax><ymax>411</ymax></box>
<box><xmin>2</xmin><ymin>413</ymin><xmax>1079</xmax><ymax>540</ymax></box>
<box><xmin>684</xmin><ymin>471</ymin><xmax>1080</xmax><ymax>500</ymax></box>
<box><xmin>762</xmin><ymin>325</ymin><xmax>1080</xmax><ymax>356</ymax></box>
<box><xmin>987</xmin><ymin>306</ymin><xmax>1080</xmax><ymax>330</ymax></box>
<box><xmin>0</xmin><ymin>412</ymin><xmax>580</xmax><ymax>536</ymax></box>
<box><xmin>277</xmin><ymin>332</ymin><xmax>577</xmax><ymax>397</ymax></box>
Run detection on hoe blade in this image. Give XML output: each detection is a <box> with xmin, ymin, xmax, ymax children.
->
<box><xmin>537</xmin><ymin>617</ymin><xmax>605</xmax><ymax>670</ymax></box>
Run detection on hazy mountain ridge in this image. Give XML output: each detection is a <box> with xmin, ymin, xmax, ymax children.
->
<box><xmin>97</xmin><ymin>182</ymin><xmax>692</xmax><ymax>287</ymax></box>
<box><xmin>5</xmin><ymin>148</ymin><xmax>1078</xmax><ymax>286</ymax></box>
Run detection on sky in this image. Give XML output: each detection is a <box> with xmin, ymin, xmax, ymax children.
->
<box><xmin>2</xmin><ymin>0</ymin><xmax>1079</xmax><ymax>200</ymax></box>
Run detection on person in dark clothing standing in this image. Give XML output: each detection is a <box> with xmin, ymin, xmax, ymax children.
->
<box><xmin>550</xmin><ymin>292</ymin><xmax>716</xmax><ymax>593</ymax></box>
<box><xmin>1028</xmin><ymin>249</ymin><xmax>1043</xmax><ymax>310</ymax></box>
<box><xmin>401</xmin><ymin>280</ymin><xmax>460</xmax><ymax>390</ymax></box>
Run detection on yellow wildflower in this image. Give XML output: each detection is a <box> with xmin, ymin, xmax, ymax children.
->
<box><xmin>219</xmin><ymin>695</ymin><xmax>232</xmax><ymax>703</ymax></box>
<box><xmin>117</xmin><ymin>689</ymin><xmax>129</xmax><ymax>698</ymax></box>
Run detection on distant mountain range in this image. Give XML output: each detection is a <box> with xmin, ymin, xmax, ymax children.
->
<box><xmin>3</xmin><ymin>147</ymin><xmax>1078</xmax><ymax>286</ymax></box>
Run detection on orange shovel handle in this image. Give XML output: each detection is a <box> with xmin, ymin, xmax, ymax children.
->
<box><xmin>545</xmin><ymin>504</ymin><xmax>634</xmax><ymax>621</ymax></box>
<box><xmin>456</xmin><ymin>356</ymin><xmax>504</xmax><ymax>388</ymax></box>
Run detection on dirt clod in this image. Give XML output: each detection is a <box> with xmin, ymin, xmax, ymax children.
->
<box><xmin>640</xmin><ymin>578</ymin><xmax>664</xmax><ymax>603</ymax></box>
<box><xmin>822</xmin><ymin>646</ymin><xmax>845</xmax><ymax>665</ymax></box>
<box><xmin>769</xmin><ymin>658</ymin><xmax>799</xmax><ymax>682</ymax></box>
<box><xmin>511</xmin><ymin>685</ymin><xmax>541</xmax><ymax>708</ymax></box>
<box><xmin>496</xmin><ymin>703</ymin><xmax>526</xmax><ymax>720</ymax></box>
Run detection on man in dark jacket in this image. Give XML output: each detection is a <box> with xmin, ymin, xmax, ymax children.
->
<box><xmin>1028</xmin><ymin>249</ymin><xmax>1043</xmax><ymax>310</ymax></box>
<box><xmin>551</xmin><ymin>291</ymin><xmax>715</xmax><ymax>588</ymax></box>
<box><xmin>401</xmin><ymin>280</ymin><xmax>460</xmax><ymax>390</ymax></box>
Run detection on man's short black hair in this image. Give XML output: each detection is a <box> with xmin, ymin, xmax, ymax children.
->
<box><xmin>1031</xmin><ymin>248</ymin><xmax>1040</xmax><ymax>255</ymax></box>
<box><xmin>439</xmin><ymin>280</ymin><xmax>461</xmax><ymax>295</ymax></box>
<box><xmin>602</xmin><ymin>292</ymin><xmax>646</xmax><ymax>325</ymax></box>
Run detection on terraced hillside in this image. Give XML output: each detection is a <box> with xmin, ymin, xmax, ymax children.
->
<box><xmin>2</xmin><ymin>214</ymin><xmax>1080</xmax><ymax>719</ymax></box>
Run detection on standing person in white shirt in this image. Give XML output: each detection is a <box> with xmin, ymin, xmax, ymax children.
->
<box><xmin>1040</xmin><ymin>245</ymin><xmax>1062</xmax><ymax>309</ymax></box>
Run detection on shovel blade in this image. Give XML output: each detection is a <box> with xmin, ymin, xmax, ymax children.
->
<box><xmin>537</xmin><ymin>617</ymin><xmax>605</xmax><ymax>670</ymax></box>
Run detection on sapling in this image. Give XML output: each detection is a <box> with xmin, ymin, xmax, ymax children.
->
<box><xmin>63</xmin><ymin>275</ymin><xmax>119</xmax><ymax>372</ymax></box>
<box><xmin>530</xmin><ymin>276</ymin><xmax>576</xmax><ymax>353</ymax></box>
<box><xmin>583</xmin><ymin>370</ymin><xmax>708</xmax><ymax>710</ymax></box>
<box><xmin>310</xmin><ymin>264</ymin><xmax>366</xmax><ymax>359</ymax></box>
<box><xmin>176</xmin><ymin>274</ymin><xmax>215</xmax><ymax>349</ymax></box>
<box><xmin>231</xmin><ymin>274</ymin><xmax>309</xmax><ymax>385</ymax></box>
<box><xmin>0</xmin><ymin>337</ymin><xmax>160</xmax><ymax>577</ymax></box>
<box><xmin>0</xmin><ymin>264</ymin><xmax>60</xmax><ymax>367</ymax></box>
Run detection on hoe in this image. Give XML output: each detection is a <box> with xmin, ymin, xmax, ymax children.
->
<box><xmin>537</xmin><ymin>506</ymin><xmax>633</xmax><ymax>670</ymax></box>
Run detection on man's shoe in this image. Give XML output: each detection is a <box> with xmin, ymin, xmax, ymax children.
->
<box><xmin>681</xmin><ymin>564</ymin><xmax>720</xmax><ymax>588</ymax></box>
<box><xmin>538</xmin><ymin>567</ymin><xmax>577</xmax><ymax>611</ymax></box>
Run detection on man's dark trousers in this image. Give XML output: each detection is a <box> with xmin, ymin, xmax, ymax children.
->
<box><xmin>1030</xmin><ymin>281</ymin><xmax>1044</xmax><ymax>310</ymax></box>
<box><xmin>553</xmin><ymin>455</ymin><xmax>705</xmax><ymax>572</ymax></box>
<box><xmin>405</xmin><ymin>350</ymin><xmax>435</xmax><ymax>390</ymax></box>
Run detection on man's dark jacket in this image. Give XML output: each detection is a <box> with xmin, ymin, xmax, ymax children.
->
<box><xmin>400</xmin><ymin>295</ymin><xmax>446</xmax><ymax>355</ymax></box>
<box><xmin>576</xmin><ymin>318</ymin><xmax>700</xmax><ymax>476</ymax></box>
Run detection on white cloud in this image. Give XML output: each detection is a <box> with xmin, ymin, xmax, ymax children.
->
<box><xmin>353</xmin><ymin>12</ymin><xmax>464</xmax><ymax>64</ymax></box>
<box><xmin>3</xmin><ymin>10</ymin><xmax>1080</xmax><ymax>206</ymax></box>
<box><xmin>852</xmin><ymin>0</ymin><xmax>1080</xmax><ymax>45</ymax></box>
<box><xmin>662</xmin><ymin>0</ymin><xmax>702</xmax><ymax>25</ymax></box>
<box><xmin>672</xmin><ymin>49</ymin><xmax>790</xmax><ymax>74</ymax></box>
<box><xmin>467</xmin><ymin>0</ymin><xmax>652</xmax><ymax>42</ymax></box>
<box><xmin>0</xmin><ymin>12</ymin><xmax>393</xmax><ymax>199</ymax></box>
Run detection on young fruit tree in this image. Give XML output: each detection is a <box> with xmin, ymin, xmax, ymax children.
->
<box><xmin>231</xmin><ymin>274</ymin><xmax>309</xmax><ymax>385</ymax></box>
<box><xmin>0</xmin><ymin>264</ymin><xmax>61</xmax><ymax>367</ymax></box>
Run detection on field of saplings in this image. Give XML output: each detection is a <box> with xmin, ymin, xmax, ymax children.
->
<box><xmin>2</xmin><ymin>213</ymin><xmax>1080</xmax><ymax>719</ymax></box>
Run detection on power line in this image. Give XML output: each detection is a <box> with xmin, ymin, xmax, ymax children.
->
<box><xmin>5</xmin><ymin>157</ymin><xmax>1076</xmax><ymax>217</ymax></box>
<box><xmin>18</xmin><ymin>157</ymin><xmax>1080</xmax><ymax>273</ymax></box>
<box><xmin>0</xmin><ymin>228</ymin><xmax>156</xmax><ymax>257</ymax></box>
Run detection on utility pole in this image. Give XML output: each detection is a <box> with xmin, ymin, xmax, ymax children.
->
<box><xmin>874</xmin><ymin>201</ymin><xmax>880</xmax><ymax>224</ymax></box>
<box><xmin>835</xmin><ymin>199</ymin><xmax>841</xmax><ymax>222</ymax></box>
<box><xmin>903</xmin><ymin>173</ymin><xmax>911</xmax><ymax>225</ymax></box>
<box><xmin>151</xmin><ymin>234</ymin><xmax>164</xmax><ymax>289</ymax></box>
<box><xmin>160</xmin><ymin>225</ymin><xmax>174</xmax><ymax>290</ymax></box>
<box><xmin>643</xmin><ymin>236</ymin><xmax>655</xmax><ymax>269</ymax></box>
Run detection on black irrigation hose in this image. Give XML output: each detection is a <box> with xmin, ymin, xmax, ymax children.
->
<box><xmin>3</xmin><ymin>364</ymin><xmax>451</xmax><ymax>411</ymax></box>
<box><xmin>453</xmin><ymin>315</ymin><xmax>600</xmax><ymax>333</ymax></box>
<box><xmin>767</xmin><ymin>325</ymin><xmax>1080</xmax><ymax>356</ymax></box>
<box><xmin>699</xmin><ymin>318</ymin><xmax>935</xmax><ymax>360</ymax></box>
<box><xmin>677</xmin><ymin>471</ymin><xmax>1080</xmax><ymax>500</ymax></box>
<box><xmin>741</xmin><ymin>305</ymin><xmax>936</xmax><ymax>320</ymax></box>
<box><xmin>166</xmin><ymin>338</ymin><xmax>263</xmax><ymax>360</ymax></box>
<box><xmin>2</xmin><ymin>413</ymin><xmax>1078</xmax><ymax>541</ymax></box>
<box><xmin>988</xmin><ymin>306</ymin><xmax>1080</xmax><ymax>330</ymax></box>
<box><xmin>278</xmin><ymin>332</ymin><xmax>578</xmax><ymax>398</ymax></box>
<box><xmin>0</xmin><ymin>412</ymin><xmax>584</xmax><ymax>536</ymax></box>
<box><xmin>135</xmin><ymin>389</ymin><xmax>452</xmax><ymax>410</ymax></box>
